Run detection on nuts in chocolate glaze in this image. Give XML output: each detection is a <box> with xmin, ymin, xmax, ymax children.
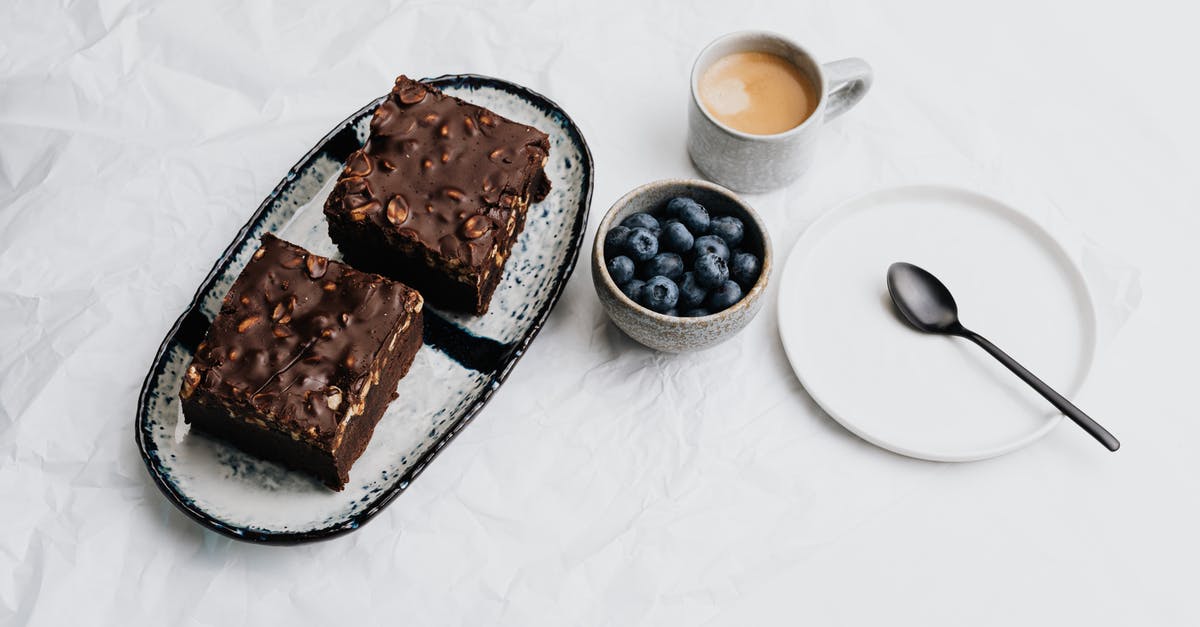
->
<box><xmin>397</xmin><ymin>81</ymin><xmax>428</xmax><ymax>104</ymax></box>
<box><xmin>341</xmin><ymin>176</ymin><xmax>370</xmax><ymax>197</ymax></box>
<box><xmin>349</xmin><ymin>200</ymin><xmax>380</xmax><ymax>222</ymax></box>
<box><xmin>438</xmin><ymin>234</ymin><xmax>462</xmax><ymax>258</ymax></box>
<box><xmin>283</xmin><ymin>296</ymin><xmax>297</xmax><ymax>321</ymax></box>
<box><xmin>386</xmin><ymin>195</ymin><xmax>409</xmax><ymax>225</ymax></box>
<box><xmin>345</xmin><ymin>151</ymin><xmax>373</xmax><ymax>177</ymax></box>
<box><xmin>461</xmin><ymin>214</ymin><xmax>492</xmax><ymax>240</ymax></box>
<box><xmin>305</xmin><ymin>254</ymin><xmax>328</xmax><ymax>279</ymax></box>
<box><xmin>370</xmin><ymin>106</ymin><xmax>391</xmax><ymax>132</ymax></box>
<box><xmin>444</xmin><ymin>187</ymin><xmax>465</xmax><ymax>202</ymax></box>
<box><xmin>324</xmin><ymin>386</ymin><xmax>343</xmax><ymax>411</ymax></box>
<box><xmin>345</xmin><ymin>191</ymin><xmax>374</xmax><ymax>208</ymax></box>
<box><xmin>237</xmin><ymin>316</ymin><xmax>261</xmax><ymax>333</ymax></box>
<box><xmin>181</xmin><ymin>365</ymin><xmax>200</xmax><ymax>399</ymax></box>
<box><xmin>253</xmin><ymin>247</ymin><xmax>266</xmax><ymax>260</ymax></box>
<box><xmin>251</xmin><ymin>391</ymin><xmax>276</xmax><ymax>408</ymax></box>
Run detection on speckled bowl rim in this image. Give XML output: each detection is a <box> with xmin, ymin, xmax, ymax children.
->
<box><xmin>592</xmin><ymin>178</ymin><xmax>772</xmax><ymax>323</ymax></box>
<box><xmin>689</xmin><ymin>30</ymin><xmax>829</xmax><ymax>142</ymax></box>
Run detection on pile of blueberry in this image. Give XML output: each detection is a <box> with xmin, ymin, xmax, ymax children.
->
<box><xmin>604</xmin><ymin>197</ymin><xmax>761</xmax><ymax>317</ymax></box>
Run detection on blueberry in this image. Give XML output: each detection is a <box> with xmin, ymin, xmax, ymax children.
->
<box><xmin>677</xmin><ymin>200</ymin><xmax>710</xmax><ymax>234</ymax></box>
<box><xmin>707</xmin><ymin>280</ymin><xmax>743</xmax><ymax>310</ymax></box>
<box><xmin>708</xmin><ymin>216</ymin><xmax>744</xmax><ymax>248</ymax></box>
<box><xmin>639</xmin><ymin>276</ymin><xmax>679</xmax><ymax>312</ymax></box>
<box><xmin>620</xmin><ymin>279</ymin><xmax>646</xmax><ymax>302</ymax></box>
<box><xmin>693</xmin><ymin>253</ymin><xmax>729</xmax><ymax>288</ymax></box>
<box><xmin>604</xmin><ymin>226</ymin><xmax>631</xmax><ymax>258</ymax></box>
<box><xmin>677</xmin><ymin>272</ymin><xmax>707</xmax><ymax>309</ymax></box>
<box><xmin>663</xmin><ymin>308</ymin><xmax>679</xmax><ymax>317</ymax></box>
<box><xmin>626</xmin><ymin>227</ymin><xmax>658</xmax><ymax>262</ymax></box>
<box><xmin>682</xmin><ymin>307</ymin><xmax>711</xmax><ymax>317</ymax></box>
<box><xmin>607</xmin><ymin>255</ymin><xmax>635</xmax><ymax>285</ymax></box>
<box><xmin>729</xmin><ymin>252</ymin><xmax>761</xmax><ymax>287</ymax></box>
<box><xmin>640</xmin><ymin>252</ymin><xmax>684</xmax><ymax>280</ymax></box>
<box><xmin>659</xmin><ymin>220</ymin><xmax>694</xmax><ymax>254</ymax></box>
<box><xmin>692</xmin><ymin>235</ymin><xmax>730</xmax><ymax>261</ymax></box>
<box><xmin>666</xmin><ymin>197</ymin><xmax>702</xmax><ymax>221</ymax></box>
<box><xmin>621</xmin><ymin>212</ymin><xmax>660</xmax><ymax>235</ymax></box>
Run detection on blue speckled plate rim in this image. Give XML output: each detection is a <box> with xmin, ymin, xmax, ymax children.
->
<box><xmin>135</xmin><ymin>74</ymin><xmax>594</xmax><ymax>544</ymax></box>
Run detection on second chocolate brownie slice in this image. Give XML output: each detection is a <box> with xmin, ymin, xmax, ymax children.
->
<box><xmin>323</xmin><ymin>75</ymin><xmax>551</xmax><ymax>314</ymax></box>
<box><xmin>179</xmin><ymin>234</ymin><xmax>424</xmax><ymax>490</ymax></box>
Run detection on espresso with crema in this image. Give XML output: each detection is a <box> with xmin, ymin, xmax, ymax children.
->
<box><xmin>698</xmin><ymin>51</ymin><xmax>818</xmax><ymax>135</ymax></box>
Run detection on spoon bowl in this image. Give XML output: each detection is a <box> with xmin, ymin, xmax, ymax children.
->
<box><xmin>887</xmin><ymin>262</ymin><xmax>962</xmax><ymax>333</ymax></box>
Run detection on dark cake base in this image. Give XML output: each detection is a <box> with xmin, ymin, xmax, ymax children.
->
<box><xmin>328</xmin><ymin>202</ymin><xmax>534</xmax><ymax>315</ymax></box>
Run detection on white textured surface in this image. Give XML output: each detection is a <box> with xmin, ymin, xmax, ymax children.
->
<box><xmin>2</xmin><ymin>1</ymin><xmax>1198</xmax><ymax>625</ymax></box>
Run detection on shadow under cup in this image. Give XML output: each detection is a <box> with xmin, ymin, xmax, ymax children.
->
<box><xmin>687</xmin><ymin>31</ymin><xmax>872</xmax><ymax>193</ymax></box>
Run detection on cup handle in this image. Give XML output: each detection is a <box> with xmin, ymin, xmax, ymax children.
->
<box><xmin>822</xmin><ymin>58</ymin><xmax>873</xmax><ymax>121</ymax></box>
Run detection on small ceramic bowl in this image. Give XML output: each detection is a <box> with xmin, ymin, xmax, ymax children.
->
<box><xmin>591</xmin><ymin>178</ymin><xmax>772</xmax><ymax>352</ymax></box>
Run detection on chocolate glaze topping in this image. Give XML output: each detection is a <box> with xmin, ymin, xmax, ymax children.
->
<box><xmin>185</xmin><ymin>234</ymin><xmax>422</xmax><ymax>442</ymax></box>
<box><xmin>324</xmin><ymin>76</ymin><xmax>551</xmax><ymax>271</ymax></box>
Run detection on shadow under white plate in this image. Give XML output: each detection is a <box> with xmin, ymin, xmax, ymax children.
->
<box><xmin>777</xmin><ymin>185</ymin><xmax>1096</xmax><ymax>461</ymax></box>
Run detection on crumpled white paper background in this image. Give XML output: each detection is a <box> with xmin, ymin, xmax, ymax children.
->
<box><xmin>2</xmin><ymin>0</ymin><xmax>1198</xmax><ymax>625</ymax></box>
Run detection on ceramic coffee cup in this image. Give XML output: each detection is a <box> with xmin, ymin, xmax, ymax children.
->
<box><xmin>687</xmin><ymin>31</ymin><xmax>873</xmax><ymax>193</ymax></box>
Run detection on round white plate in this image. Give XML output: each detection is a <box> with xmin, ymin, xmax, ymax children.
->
<box><xmin>777</xmin><ymin>185</ymin><xmax>1097</xmax><ymax>461</ymax></box>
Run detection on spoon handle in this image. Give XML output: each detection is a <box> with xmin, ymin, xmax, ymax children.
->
<box><xmin>960</xmin><ymin>329</ymin><xmax>1120</xmax><ymax>451</ymax></box>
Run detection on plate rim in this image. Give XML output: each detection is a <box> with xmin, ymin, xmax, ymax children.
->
<box><xmin>777</xmin><ymin>183</ymin><xmax>1098</xmax><ymax>462</ymax></box>
<box><xmin>134</xmin><ymin>74</ymin><xmax>594</xmax><ymax>543</ymax></box>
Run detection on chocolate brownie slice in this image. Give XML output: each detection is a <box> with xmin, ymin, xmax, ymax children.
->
<box><xmin>323</xmin><ymin>75</ymin><xmax>551</xmax><ymax>314</ymax></box>
<box><xmin>179</xmin><ymin>234</ymin><xmax>424</xmax><ymax>490</ymax></box>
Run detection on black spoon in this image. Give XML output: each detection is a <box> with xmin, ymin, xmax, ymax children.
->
<box><xmin>886</xmin><ymin>262</ymin><xmax>1119</xmax><ymax>452</ymax></box>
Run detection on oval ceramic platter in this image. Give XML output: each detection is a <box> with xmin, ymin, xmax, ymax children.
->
<box><xmin>136</xmin><ymin>75</ymin><xmax>593</xmax><ymax>543</ymax></box>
